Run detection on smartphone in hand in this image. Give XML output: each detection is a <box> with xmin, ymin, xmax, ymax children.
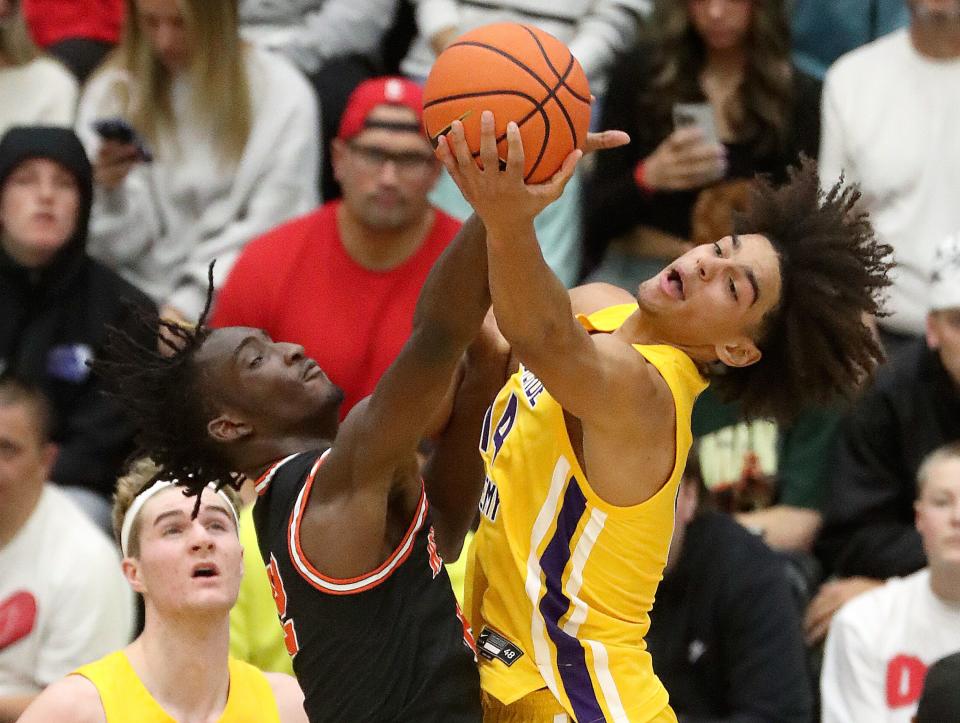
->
<box><xmin>92</xmin><ymin>118</ymin><xmax>154</xmax><ymax>162</ymax></box>
<box><xmin>672</xmin><ymin>102</ymin><xmax>719</xmax><ymax>146</ymax></box>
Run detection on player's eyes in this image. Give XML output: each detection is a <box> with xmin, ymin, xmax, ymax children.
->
<box><xmin>249</xmin><ymin>355</ymin><xmax>263</xmax><ymax>369</ymax></box>
<box><xmin>728</xmin><ymin>277</ymin><xmax>738</xmax><ymax>301</ymax></box>
<box><xmin>713</xmin><ymin>242</ymin><xmax>722</xmax><ymax>256</ymax></box>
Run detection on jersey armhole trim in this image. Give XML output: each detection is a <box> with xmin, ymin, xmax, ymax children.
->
<box><xmin>255</xmin><ymin>453</ymin><xmax>302</xmax><ymax>496</ymax></box>
<box><xmin>287</xmin><ymin>452</ymin><xmax>429</xmax><ymax>595</ymax></box>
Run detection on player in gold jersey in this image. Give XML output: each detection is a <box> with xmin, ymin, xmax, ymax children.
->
<box><xmin>438</xmin><ymin>117</ymin><xmax>892</xmax><ymax>722</ymax></box>
<box><xmin>20</xmin><ymin>459</ymin><xmax>307</xmax><ymax>723</ymax></box>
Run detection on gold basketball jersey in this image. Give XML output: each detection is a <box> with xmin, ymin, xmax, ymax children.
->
<box><xmin>74</xmin><ymin>651</ymin><xmax>282</xmax><ymax>722</ymax></box>
<box><xmin>466</xmin><ymin>303</ymin><xmax>708</xmax><ymax>722</ymax></box>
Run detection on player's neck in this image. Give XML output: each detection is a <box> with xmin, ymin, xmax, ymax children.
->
<box><xmin>128</xmin><ymin>613</ymin><xmax>231</xmax><ymax>719</ymax></box>
<box><xmin>615</xmin><ymin>308</ymin><xmax>721</xmax><ymax>365</ymax></box>
<box><xmin>239</xmin><ymin>433</ymin><xmax>332</xmax><ymax>481</ymax></box>
<box><xmin>338</xmin><ymin>202</ymin><xmax>435</xmax><ymax>272</ymax></box>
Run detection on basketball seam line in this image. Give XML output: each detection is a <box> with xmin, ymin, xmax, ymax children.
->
<box><xmin>436</xmin><ymin>37</ymin><xmax>584</xmax><ymax>179</ymax></box>
<box><xmin>520</xmin><ymin>26</ymin><xmax>592</xmax><ymax>105</ymax></box>
<box><xmin>520</xmin><ymin>24</ymin><xmax>587</xmax><ymax>150</ymax></box>
<box><xmin>423</xmin><ymin>87</ymin><xmax>551</xmax><ymax>181</ymax></box>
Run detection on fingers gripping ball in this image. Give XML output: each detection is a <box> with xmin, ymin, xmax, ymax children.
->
<box><xmin>422</xmin><ymin>23</ymin><xmax>591</xmax><ymax>184</ymax></box>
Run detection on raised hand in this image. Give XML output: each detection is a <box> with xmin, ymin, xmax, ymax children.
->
<box><xmin>436</xmin><ymin>110</ymin><xmax>581</xmax><ymax>239</ymax></box>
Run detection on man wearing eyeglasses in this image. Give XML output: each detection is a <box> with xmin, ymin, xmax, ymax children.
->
<box><xmin>212</xmin><ymin>76</ymin><xmax>459</xmax><ymax>418</ymax></box>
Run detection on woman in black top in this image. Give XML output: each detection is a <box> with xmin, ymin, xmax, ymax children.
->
<box><xmin>583</xmin><ymin>0</ymin><xmax>821</xmax><ymax>286</ymax></box>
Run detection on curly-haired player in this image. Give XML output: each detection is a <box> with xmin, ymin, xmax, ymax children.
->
<box><xmin>92</xmin><ymin>124</ymin><xmax>628</xmax><ymax>723</ymax></box>
<box><xmin>439</xmin><ymin>117</ymin><xmax>892</xmax><ymax>723</ymax></box>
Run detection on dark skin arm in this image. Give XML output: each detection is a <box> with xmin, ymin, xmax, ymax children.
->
<box><xmin>299</xmin><ymin>117</ymin><xmax>627</xmax><ymax>578</ymax></box>
<box><xmin>422</xmin><ymin>312</ymin><xmax>511</xmax><ymax>561</ymax></box>
<box><xmin>299</xmin><ymin>209</ymin><xmax>492</xmax><ymax>578</ymax></box>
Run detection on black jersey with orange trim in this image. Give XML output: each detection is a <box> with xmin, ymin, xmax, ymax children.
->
<box><xmin>252</xmin><ymin>449</ymin><xmax>481</xmax><ymax>723</ymax></box>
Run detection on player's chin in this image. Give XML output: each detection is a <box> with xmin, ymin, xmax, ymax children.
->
<box><xmin>185</xmin><ymin>588</ymin><xmax>237</xmax><ymax>612</ymax></box>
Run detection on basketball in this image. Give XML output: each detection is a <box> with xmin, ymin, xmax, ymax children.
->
<box><xmin>422</xmin><ymin>23</ymin><xmax>591</xmax><ymax>184</ymax></box>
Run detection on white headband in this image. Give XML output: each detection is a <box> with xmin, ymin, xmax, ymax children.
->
<box><xmin>120</xmin><ymin>480</ymin><xmax>240</xmax><ymax>557</ymax></box>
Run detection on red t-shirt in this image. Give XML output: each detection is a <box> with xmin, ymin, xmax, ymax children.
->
<box><xmin>212</xmin><ymin>201</ymin><xmax>461</xmax><ymax>418</ymax></box>
<box><xmin>23</xmin><ymin>0</ymin><xmax>124</xmax><ymax>47</ymax></box>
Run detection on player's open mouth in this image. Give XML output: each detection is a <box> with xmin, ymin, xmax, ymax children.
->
<box><xmin>661</xmin><ymin>268</ymin><xmax>685</xmax><ymax>300</ymax></box>
<box><xmin>192</xmin><ymin>563</ymin><xmax>220</xmax><ymax>578</ymax></box>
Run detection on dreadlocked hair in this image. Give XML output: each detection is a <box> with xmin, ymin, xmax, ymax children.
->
<box><xmin>92</xmin><ymin>262</ymin><xmax>243</xmax><ymax>517</ymax></box>
<box><xmin>709</xmin><ymin>156</ymin><xmax>893</xmax><ymax>423</ymax></box>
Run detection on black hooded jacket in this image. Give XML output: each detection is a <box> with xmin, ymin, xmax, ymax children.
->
<box><xmin>0</xmin><ymin>126</ymin><xmax>157</xmax><ymax>497</ymax></box>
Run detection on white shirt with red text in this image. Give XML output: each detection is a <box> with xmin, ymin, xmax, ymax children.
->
<box><xmin>0</xmin><ymin>485</ymin><xmax>133</xmax><ymax>696</ymax></box>
<box><xmin>821</xmin><ymin>569</ymin><xmax>960</xmax><ymax>723</ymax></box>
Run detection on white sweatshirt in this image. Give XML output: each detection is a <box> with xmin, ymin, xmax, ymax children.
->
<box><xmin>0</xmin><ymin>56</ymin><xmax>78</xmax><ymax>137</ymax></box>
<box><xmin>76</xmin><ymin>46</ymin><xmax>320</xmax><ymax>319</ymax></box>
<box><xmin>401</xmin><ymin>0</ymin><xmax>652</xmax><ymax>90</ymax></box>
<box><xmin>819</xmin><ymin>29</ymin><xmax>960</xmax><ymax>335</ymax></box>
<box><xmin>239</xmin><ymin>0</ymin><xmax>397</xmax><ymax>74</ymax></box>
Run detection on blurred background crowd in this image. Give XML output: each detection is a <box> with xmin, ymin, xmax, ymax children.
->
<box><xmin>1</xmin><ymin>0</ymin><xmax>959</xmax><ymax>721</ymax></box>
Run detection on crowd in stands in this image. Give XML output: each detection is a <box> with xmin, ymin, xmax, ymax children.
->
<box><xmin>1</xmin><ymin>0</ymin><xmax>959</xmax><ymax>721</ymax></box>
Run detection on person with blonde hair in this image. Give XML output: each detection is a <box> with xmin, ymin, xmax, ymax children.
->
<box><xmin>76</xmin><ymin>0</ymin><xmax>320</xmax><ymax>323</ymax></box>
<box><xmin>19</xmin><ymin>457</ymin><xmax>308</xmax><ymax>722</ymax></box>
<box><xmin>0</xmin><ymin>0</ymin><xmax>77</xmax><ymax>136</ymax></box>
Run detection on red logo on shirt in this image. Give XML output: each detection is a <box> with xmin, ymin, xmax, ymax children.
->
<box><xmin>886</xmin><ymin>654</ymin><xmax>927</xmax><ymax>708</ymax></box>
<box><xmin>0</xmin><ymin>591</ymin><xmax>37</xmax><ymax>651</ymax></box>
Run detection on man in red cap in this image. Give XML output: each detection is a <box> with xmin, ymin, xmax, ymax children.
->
<box><xmin>213</xmin><ymin>76</ymin><xmax>460</xmax><ymax>418</ymax></box>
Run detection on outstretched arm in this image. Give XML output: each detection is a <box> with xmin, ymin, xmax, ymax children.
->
<box><xmin>422</xmin><ymin>311</ymin><xmax>512</xmax><ymax>561</ymax></box>
<box><xmin>442</xmin><ymin>119</ymin><xmax>648</xmax><ymax>430</ymax></box>
<box><xmin>300</xmin><ymin>202</ymin><xmax>491</xmax><ymax>577</ymax></box>
<box><xmin>335</xmin><ymin>113</ymin><xmax>583</xmax><ymax>471</ymax></box>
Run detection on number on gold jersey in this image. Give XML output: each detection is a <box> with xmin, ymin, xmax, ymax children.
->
<box><xmin>480</xmin><ymin>393</ymin><xmax>518</xmax><ymax>462</ymax></box>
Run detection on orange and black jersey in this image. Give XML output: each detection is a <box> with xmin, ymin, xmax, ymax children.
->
<box><xmin>253</xmin><ymin>449</ymin><xmax>481</xmax><ymax>723</ymax></box>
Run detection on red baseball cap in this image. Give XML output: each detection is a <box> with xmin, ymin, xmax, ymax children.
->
<box><xmin>337</xmin><ymin>76</ymin><xmax>425</xmax><ymax>142</ymax></box>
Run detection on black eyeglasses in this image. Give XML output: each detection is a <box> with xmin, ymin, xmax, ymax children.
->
<box><xmin>347</xmin><ymin>142</ymin><xmax>436</xmax><ymax>176</ymax></box>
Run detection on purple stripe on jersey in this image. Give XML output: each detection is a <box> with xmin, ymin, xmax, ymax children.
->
<box><xmin>538</xmin><ymin>476</ymin><xmax>605</xmax><ymax>723</ymax></box>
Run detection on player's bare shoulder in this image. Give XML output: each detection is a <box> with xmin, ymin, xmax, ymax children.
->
<box><xmin>17</xmin><ymin>674</ymin><xmax>106</xmax><ymax>723</ymax></box>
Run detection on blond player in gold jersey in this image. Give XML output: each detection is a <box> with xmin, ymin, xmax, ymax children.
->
<box><xmin>19</xmin><ymin>459</ymin><xmax>307</xmax><ymax>723</ymax></box>
<box><xmin>436</xmin><ymin>114</ymin><xmax>891</xmax><ymax>722</ymax></box>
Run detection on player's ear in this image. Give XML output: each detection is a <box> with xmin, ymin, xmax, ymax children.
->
<box><xmin>122</xmin><ymin>557</ymin><xmax>146</xmax><ymax>594</ymax></box>
<box><xmin>715</xmin><ymin>337</ymin><xmax>761</xmax><ymax>368</ymax></box>
<box><xmin>207</xmin><ymin>414</ymin><xmax>253</xmax><ymax>443</ymax></box>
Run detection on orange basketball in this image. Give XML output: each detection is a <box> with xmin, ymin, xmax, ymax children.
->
<box><xmin>422</xmin><ymin>23</ymin><xmax>591</xmax><ymax>184</ymax></box>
